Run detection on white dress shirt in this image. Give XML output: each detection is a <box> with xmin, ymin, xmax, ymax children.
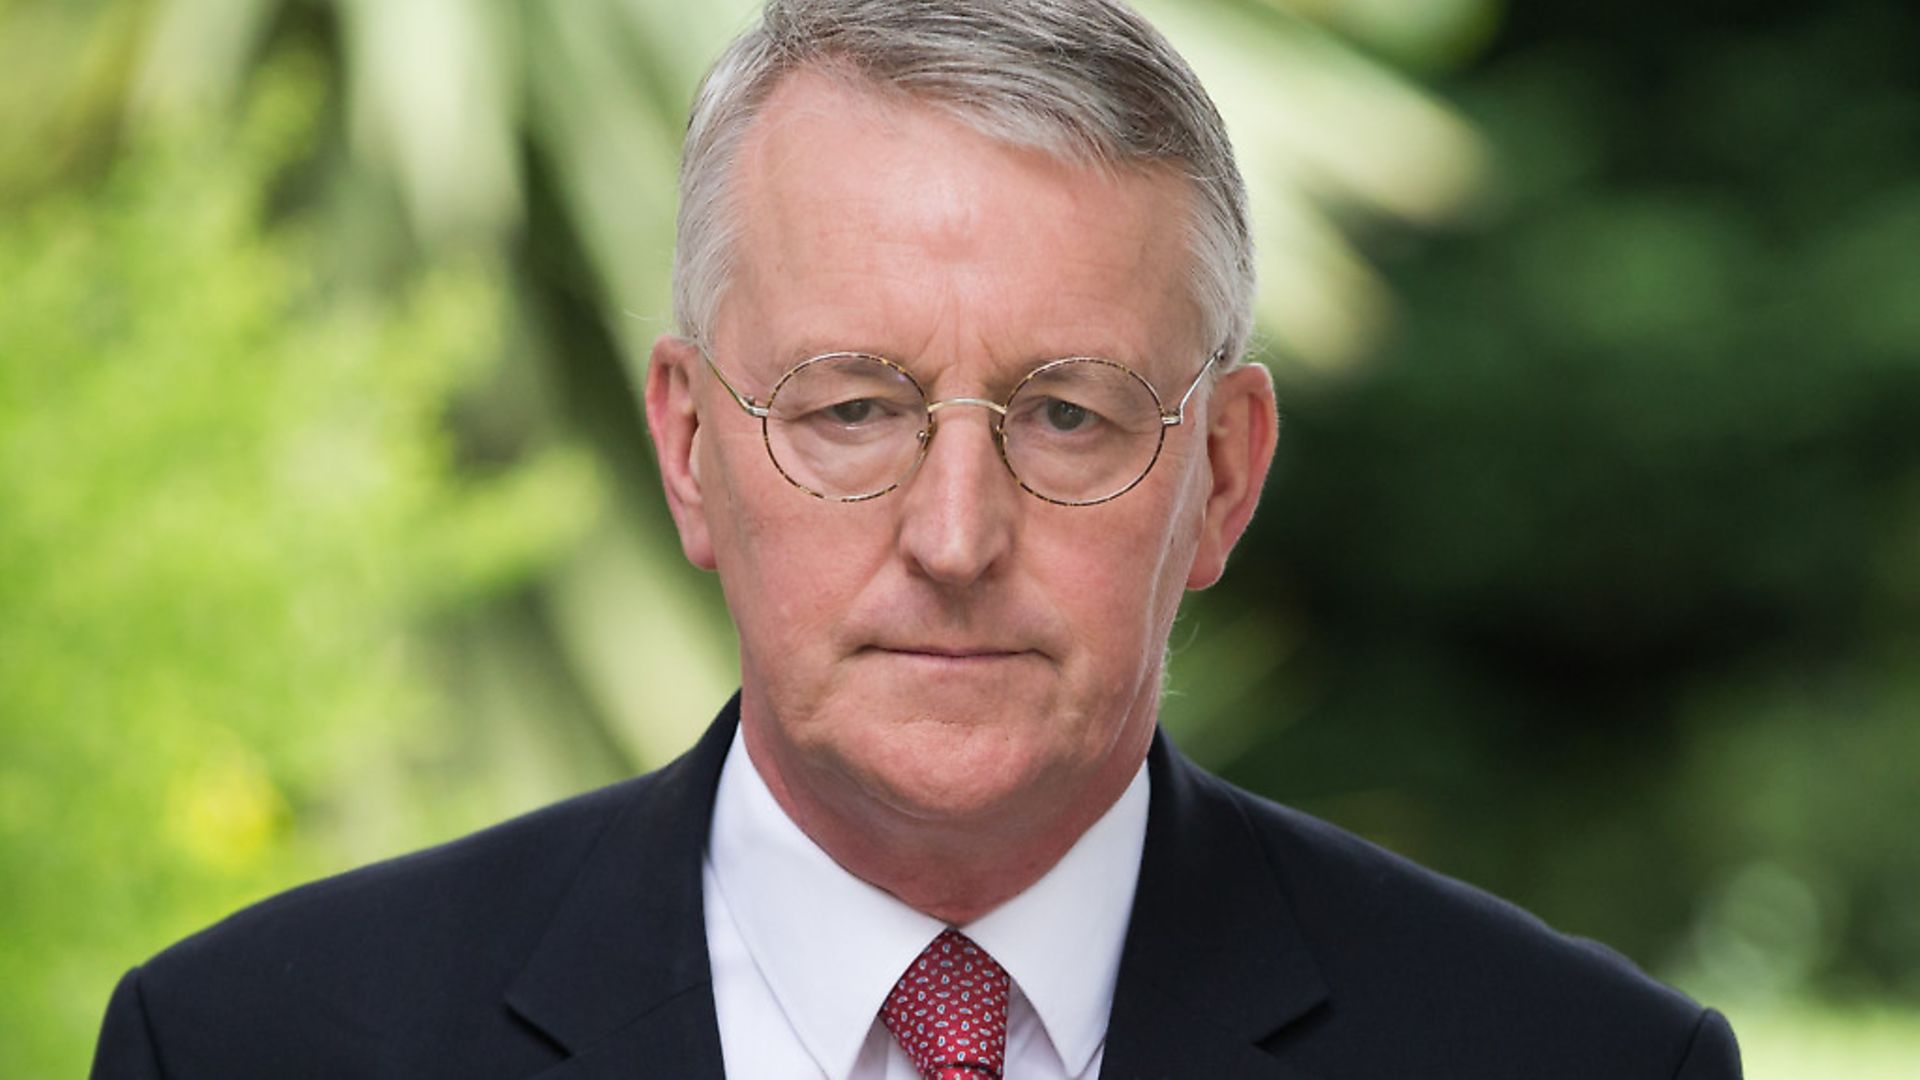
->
<box><xmin>703</xmin><ymin>727</ymin><xmax>1149</xmax><ymax>1079</ymax></box>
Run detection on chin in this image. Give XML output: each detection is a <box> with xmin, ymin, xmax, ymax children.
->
<box><xmin>865</xmin><ymin>762</ymin><xmax>1048</xmax><ymax>826</ymax></box>
<box><xmin>834</xmin><ymin>706</ymin><xmax>1069</xmax><ymax>824</ymax></box>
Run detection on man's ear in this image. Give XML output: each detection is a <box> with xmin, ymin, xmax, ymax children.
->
<box><xmin>1186</xmin><ymin>361</ymin><xmax>1279</xmax><ymax>589</ymax></box>
<box><xmin>645</xmin><ymin>334</ymin><xmax>717</xmax><ymax>570</ymax></box>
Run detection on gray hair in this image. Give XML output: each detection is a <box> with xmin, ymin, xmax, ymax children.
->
<box><xmin>672</xmin><ymin>0</ymin><xmax>1255</xmax><ymax>366</ymax></box>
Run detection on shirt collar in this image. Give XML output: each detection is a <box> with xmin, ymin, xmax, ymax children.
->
<box><xmin>962</xmin><ymin>760</ymin><xmax>1147</xmax><ymax>1074</ymax></box>
<box><xmin>706</xmin><ymin>726</ymin><xmax>1149</xmax><ymax>1080</ymax></box>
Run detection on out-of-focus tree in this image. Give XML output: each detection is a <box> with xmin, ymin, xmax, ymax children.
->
<box><xmin>1170</xmin><ymin>0</ymin><xmax>1920</xmax><ymax>1008</ymax></box>
<box><xmin>0</xmin><ymin>67</ymin><xmax>601</xmax><ymax>1076</ymax></box>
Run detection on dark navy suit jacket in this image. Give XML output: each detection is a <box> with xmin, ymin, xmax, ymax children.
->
<box><xmin>93</xmin><ymin>697</ymin><xmax>1741</xmax><ymax>1078</ymax></box>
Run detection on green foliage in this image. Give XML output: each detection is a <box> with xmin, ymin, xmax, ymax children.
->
<box><xmin>1172</xmin><ymin>0</ymin><xmax>1920</xmax><ymax>1005</ymax></box>
<box><xmin>1725</xmin><ymin>1000</ymin><xmax>1920</xmax><ymax>1080</ymax></box>
<box><xmin>0</xmin><ymin>78</ymin><xmax>597</xmax><ymax>1075</ymax></box>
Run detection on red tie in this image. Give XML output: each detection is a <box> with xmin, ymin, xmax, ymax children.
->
<box><xmin>880</xmin><ymin>930</ymin><xmax>1011</xmax><ymax>1079</ymax></box>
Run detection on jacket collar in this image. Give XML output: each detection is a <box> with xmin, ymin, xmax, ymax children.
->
<box><xmin>502</xmin><ymin>700</ymin><xmax>1331</xmax><ymax>1079</ymax></box>
<box><xmin>1098</xmin><ymin>730</ymin><xmax>1331</xmax><ymax>1079</ymax></box>
<box><xmin>506</xmin><ymin>696</ymin><xmax>738</xmax><ymax>1078</ymax></box>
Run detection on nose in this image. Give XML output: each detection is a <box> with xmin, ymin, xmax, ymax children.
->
<box><xmin>896</xmin><ymin>403</ymin><xmax>1018</xmax><ymax>587</ymax></box>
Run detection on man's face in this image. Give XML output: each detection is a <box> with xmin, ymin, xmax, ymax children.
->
<box><xmin>653</xmin><ymin>72</ymin><xmax>1264</xmax><ymax>845</ymax></box>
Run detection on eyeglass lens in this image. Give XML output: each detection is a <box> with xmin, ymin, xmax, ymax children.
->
<box><xmin>763</xmin><ymin>354</ymin><xmax>1168</xmax><ymax>504</ymax></box>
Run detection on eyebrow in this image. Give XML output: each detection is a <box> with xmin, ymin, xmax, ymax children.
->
<box><xmin>772</xmin><ymin>341</ymin><xmax>1153</xmax><ymax>376</ymax></box>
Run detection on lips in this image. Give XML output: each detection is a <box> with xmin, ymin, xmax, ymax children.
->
<box><xmin>847</xmin><ymin>613</ymin><xmax>1060</xmax><ymax>664</ymax></box>
<box><xmin>859</xmin><ymin>636</ymin><xmax>1047</xmax><ymax>665</ymax></box>
<box><xmin>870</xmin><ymin>644</ymin><xmax>1030</xmax><ymax>659</ymax></box>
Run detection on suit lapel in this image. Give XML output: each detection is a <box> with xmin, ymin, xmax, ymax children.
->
<box><xmin>505</xmin><ymin>698</ymin><xmax>741</xmax><ymax>1078</ymax></box>
<box><xmin>499</xmin><ymin>705</ymin><xmax>1328</xmax><ymax>1078</ymax></box>
<box><xmin>1099</xmin><ymin>730</ymin><xmax>1331</xmax><ymax>1080</ymax></box>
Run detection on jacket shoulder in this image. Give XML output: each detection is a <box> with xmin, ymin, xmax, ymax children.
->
<box><xmin>157</xmin><ymin>774</ymin><xmax>640</xmax><ymax>967</ymax></box>
<box><xmin>1207</xmin><ymin>771</ymin><xmax>1736</xmax><ymax>1077</ymax></box>
<box><xmin>119</xmin><ymin>775</ymin><xmax>653</xmax><ymax>1077</ymax></box>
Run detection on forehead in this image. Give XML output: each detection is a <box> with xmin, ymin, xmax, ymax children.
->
<box><xmin>720</xmin><ymin>70</ymin><xmax>1203</xmax><ymax>376</ymax></box>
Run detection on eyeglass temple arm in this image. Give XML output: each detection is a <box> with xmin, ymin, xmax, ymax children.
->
<box><xmin>698</xmin><ymin>344</ymin><xmax>772</xmax><ymax>419</ymax></box>
<box><xmin>1162</xmin><ymin>348</ymin><xmax>1226</xmax><ymax>426</ymax></box>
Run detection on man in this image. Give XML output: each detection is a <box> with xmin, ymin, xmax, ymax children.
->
<box><xmin>94</xmin><ymin>1</ymin><xmax>1741</xmax><ymax>1077</ymax></box>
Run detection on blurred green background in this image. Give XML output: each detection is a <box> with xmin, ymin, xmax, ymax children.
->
<box><xmin>3</xmin><ymin>0</ymin><xmax>1916</xmax><ymax>1075</ymax></box>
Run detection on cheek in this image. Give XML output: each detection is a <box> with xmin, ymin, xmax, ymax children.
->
<box><xmin>726</xmin><ymin>512</ymin><xmax>850</xmax><ymax>637</ymax></box>
<box><xmin>1040</xmin><ymin>498</ymin><xmax>1193</xmax><ymax>670</ymax></box>
<box><xmin>708</xmin><ymin>453</ymin><xmax>886</xmax><ymax>651</ymax></box>
<box><xmin>1099</xmin><ymin>474</ymin><xmax>1207</xmax><ymax>650</ymax></box>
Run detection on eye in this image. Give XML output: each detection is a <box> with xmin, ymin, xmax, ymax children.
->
<box><xmin>828</xmin><ymin>398</ymin><xmax>878</xmax><ymax>424</ymax></box>
<box><xmin>1014</xmin><ymin>395</ymin><xmax>1105</xmax><ymax>437</ymax></box>
<box><xmin>1043</xmin><ymin>398</ymin><xmax>1089</xmax><ymax>432</ymax></box>
<box><xmin>793</xmin><ymin>394</ymin><xmax>917</xmax><ymax>442</ymax></box>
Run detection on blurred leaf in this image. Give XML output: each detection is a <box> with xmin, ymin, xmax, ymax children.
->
<box><xmin>0</xmin><ymin>66</ymin><xmax>595</xmax><ymax>1075</ymax></box>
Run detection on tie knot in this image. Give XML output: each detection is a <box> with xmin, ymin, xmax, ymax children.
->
<box><xmin>879</xmin><ymin>929</ymin><xmax>1011</xmax><ymax>1080</ymax></box>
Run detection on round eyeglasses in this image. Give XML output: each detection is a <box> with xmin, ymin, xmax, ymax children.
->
<box><xmin>701</xmin><ymin>348</ymin><xmax>1221</xmax><ymax>506</ymax></box>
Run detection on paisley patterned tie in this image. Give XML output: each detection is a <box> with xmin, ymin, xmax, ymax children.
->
<box><xmin>879</xmin><ymin>930</ymin><xmax>1012</xmax><ymax>1079</ymax></box>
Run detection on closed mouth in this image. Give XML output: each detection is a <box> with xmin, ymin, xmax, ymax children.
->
<box><xmin>868</xmin><ymin>645</ymin><xmax>1031</xmax><ymax>660</ymax></box>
